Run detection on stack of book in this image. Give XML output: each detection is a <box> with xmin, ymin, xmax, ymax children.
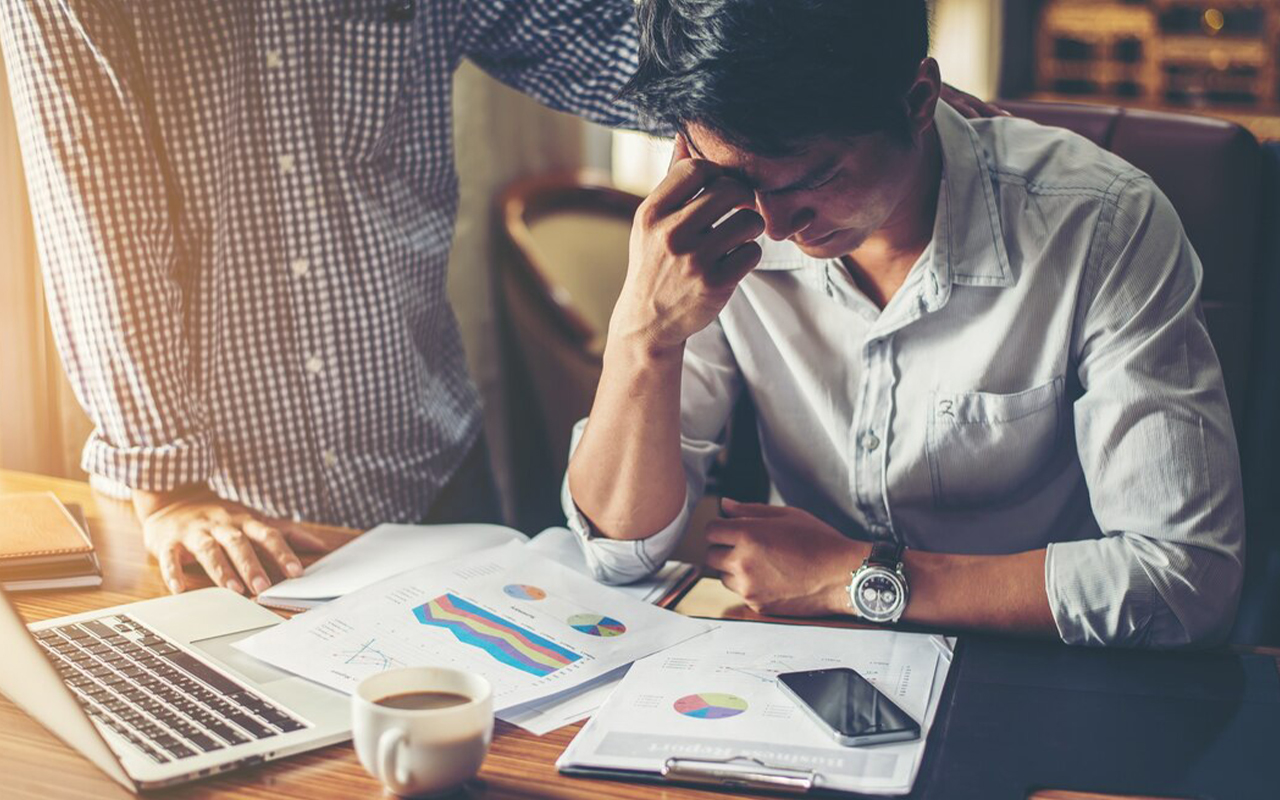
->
<box><xmin>0</xmin><ymin>492</ymin><xmax>102</xmax><ymax>591</ymax></box>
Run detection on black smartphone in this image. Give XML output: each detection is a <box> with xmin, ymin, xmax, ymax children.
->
<box><xmin>776</xmin><ymin>667</ymin><xmax>921</xmax><ymax>747</ymax></box>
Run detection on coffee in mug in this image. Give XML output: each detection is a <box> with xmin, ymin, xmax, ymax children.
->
<box><xmin>353</xmin><ymin>667</ymin><xmax>493</xmax><ymax>797</ymax></box>
<box><xmin>374</xmin><ymin>691</ymin><xmax>472</xmax><ymax>711</ymax></box>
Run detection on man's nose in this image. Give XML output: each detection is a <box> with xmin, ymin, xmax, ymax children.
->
<box><xmin>754</xmin><ymin>193</ymin><xmax>813</xmax><ymax>241</ymax></box>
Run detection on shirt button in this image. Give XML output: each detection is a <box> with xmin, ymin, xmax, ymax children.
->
<box><xmin>322</xmin><ymin>450</ymin><xmax>338</xmax><ymax>468</ymax></box>
<box><xmin>305</xmin><ymin>356</ymin><xmax>323</xmax><ymax>375</ymax></box>
<box><xmin>265</xmin><ymin>49</ymin><xmax>284</xmax><ymax>69</ymax></box>
<box><xmin>387</xmin><ymin>0</ymin><xmax>415</xmax><ymax>22</ymax></box>
<box><xmin>291</xmin><ymin>258</ymin><xmax>310</xmax><ymax>277</ymax></box>
<box><xmin>861</xmin><ymin>431</ymin><xmax>881</xmax><ymax>452</ymax></box>
<box><xmin>278</xmin><ymin>154</ymin><xmax>296</xmax><ymax>174</ymax></box>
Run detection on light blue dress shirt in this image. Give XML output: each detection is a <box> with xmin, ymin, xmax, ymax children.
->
<box><xmin>565</xmin><ymin>101</ymin><xmax>1245</xmax><ymax>648</ymax></box>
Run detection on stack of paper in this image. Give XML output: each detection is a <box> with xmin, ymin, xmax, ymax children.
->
<box><xmin>236</xmin><ymin>544</ymin><xmax>711</xmax><ymax>716</ymax></box>
<box><xmin>558</xmin><ymin>621</ymin><xmax>953</xmax><ymax>796</ymax></box>
<box><xmin>257</xmin><ymin>524</ymin><xmax>694</xmax><ymax>611</ymax></box>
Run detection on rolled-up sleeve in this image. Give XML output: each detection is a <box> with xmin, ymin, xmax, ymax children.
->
<box><xmin>1</xmin><ymin>1</ymin><xmax>214</xmax><ymax>492</ymax></box>
<box><xmin>563</xmin><ymin>319</ymin><xmax>743</xmax><ymax>583</ymax></box>
<box><xmin>1050</xmin><ymin>174</ymin><xmax>1245</xmax><ymax>647</ymax></box>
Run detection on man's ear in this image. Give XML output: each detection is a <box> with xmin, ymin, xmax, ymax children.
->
<box><xmin>904</xmin><ymin>57</ymin><xmax>942</xmax><ymax>141</ymax></box>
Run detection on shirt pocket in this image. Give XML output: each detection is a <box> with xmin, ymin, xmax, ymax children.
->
<box><xmin>925</xmin><ymin>377</ymin><xmax>1065</xmax><ymax>510</ymax></box>
<box><xmin>331</xmin><ymin>13</ymin><xmax>416</xmax><ymax>163</ymax></box>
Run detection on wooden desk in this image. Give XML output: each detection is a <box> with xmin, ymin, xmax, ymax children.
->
<box><xmin>0</xmin><ymin>470</ymin><xmax>1258</xmax><ymax>800</ymax></box>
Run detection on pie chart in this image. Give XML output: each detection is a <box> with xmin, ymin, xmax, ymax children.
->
<box><xmin>567</xmin><ymin>613</ymin><xmax>626</xmax><ymax>637</ymax></box>
<box><xmin>673</xmin><ymin>692</ymin><xmax>749</xmax><ymax>719</ymax></box>
<box><xmin>502</xmin><ymin>584</ymin><xmax>547</xmax><ymax>601</ymax></box>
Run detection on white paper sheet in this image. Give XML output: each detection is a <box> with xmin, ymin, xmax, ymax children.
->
<box><xmin>557</xmin><ymin>621</ymin><xmax>950</xmax><ymax>796</ymax></box>
<box><xmin>236</xmin><ymin>544</ymin><xmax>711</xmax><ymax>712</ymax></box>
<box><xmin>257</xmin><ymin>524</ymin><xmax>691</xmax><ymax>610</ymax></box>
<box><xmin>257</xmin><ymin>523</ymin><xmax>528</xmax><ymax>607</ymax></box>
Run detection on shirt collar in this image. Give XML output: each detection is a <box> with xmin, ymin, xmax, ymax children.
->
<box><xmin>931</xmin><ymin>100</ymin><xmax>1012</xmax><ymax>291</ymax></box>
<box><xmin>752</xmin><ymin>101</ymin><xmax>1013</xmax><ymax>292</ymax></box>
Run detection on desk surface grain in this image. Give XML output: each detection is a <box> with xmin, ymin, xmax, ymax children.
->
<box><xmin>0</xmin><ymin>470</ymin><xmax>1249</xmax><ymax>800</ymax></box>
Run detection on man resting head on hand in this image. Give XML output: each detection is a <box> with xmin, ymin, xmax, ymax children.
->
<box><xmin>565</xmin><ymin>0</ymin><xmax>1244</xmax><ymax>647</ymax></box>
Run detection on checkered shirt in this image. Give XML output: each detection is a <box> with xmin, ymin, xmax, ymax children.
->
<box><xmin>0</xmin><ymin>0</ymin><xmax>640</xmax><ymax>527</ymax></box>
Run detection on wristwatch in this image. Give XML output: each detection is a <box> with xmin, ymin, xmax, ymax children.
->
<box><xmin>848</xmin><ymin>540</ymin><xmax>909</xmax><ymax>624</ymax></box>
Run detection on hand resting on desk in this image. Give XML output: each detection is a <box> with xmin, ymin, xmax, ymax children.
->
<box><xmin>133</xmin><ymin>486</ymin><xmax>329</xmax><ymax>596</ymax></box>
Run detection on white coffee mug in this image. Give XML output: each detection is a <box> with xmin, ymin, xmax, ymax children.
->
<box><xmin>352</xmin><ymin>667</ymin><xmax>494</xmax><ymax>797</ymax></box>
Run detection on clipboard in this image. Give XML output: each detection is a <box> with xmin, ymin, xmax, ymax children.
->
<box><xmin>556</xmin><ymin>621</ymin><xmax>954</xmax><ymax>798</ymax></box>
<box><xmin>560</xmin><ymin>754</ymin><xmax>923</xmax><ymax>798</ymax></box>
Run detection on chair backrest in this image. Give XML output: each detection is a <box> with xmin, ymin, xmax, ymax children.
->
<box><xmin>998</xmin><ymin>100</ymin><xmax>1264</xmax><ymax>430</ymax></box>
<box><xmin>497</xmin><ymin>172</ymin><xmax>641</xmax><ymax>527</ymax></box>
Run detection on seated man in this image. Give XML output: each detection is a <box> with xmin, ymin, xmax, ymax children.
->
<box><xmin>564</xmin><ymin>0</ymin><xmax>1244</xmax><ymax>647</ymax></box>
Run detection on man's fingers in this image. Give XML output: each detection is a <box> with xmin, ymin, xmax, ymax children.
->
<box><xmin>704</xmin><ymin>543</ymin><xmax>733</xmax><ymax>573</ymax></box>
<box><xmin>720</xmin><ymin>497</ymin><xmax>789</xmax><ymax>519</ymax></box>
<box><xmin>647</xmin><ymin>158</ymin><xmax>721</xmax><ymax>216</ymax></box>
<box><xmin>672</xmin><ymin>176</ymin><xmax>754</xmax><ymax>239</ymax></box>
<box><xmin>181</xmin><ymin>529</ymin><xmax>245</xmax><ymax>594</ymax></box>
<box><xmin>156</xmin><ymin>541</ymin><xmax>185</xmax><ymax>595</ymax></box>
<box><xmin>700</xmin><ymin>208</ymin><xmax>764</xmax><ymax>261</ymax></box>
<box><xmin>712</xmin><ymin>240</ymin><xmax>763</xmax><ymax>287</ymax></box>
<box><xmin>244</xmin><ymin>520</ymin><xmax>305</xmax><ymax>579</ymax></box>
<box><xmin>941</xmin><ymin>83</ymin><xmax>1010</xmax><ymax>118</ymax></box>
<box><xmin>705</xmin><ymin>520</ymin><xmax>745</xmax><ymax>547</ymax></box>
<box><xmin>668</xmin><ymin>131</ymin><xmax>692</xmax><ymax>169</ymax></box>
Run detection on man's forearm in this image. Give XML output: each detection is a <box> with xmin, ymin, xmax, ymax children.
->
<box><xmin>567</xmin><ymin>337</ymin><xmax>687</xmax><ymax>540</ymax></box>
<box><xmin>900</xmin><ymin>548</ymin><xmax>1057</xmax><ymax>636</ymax></box>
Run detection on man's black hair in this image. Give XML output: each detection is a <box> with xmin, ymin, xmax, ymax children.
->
<box><xmin>621</xmin><ymin>0</ymin><xmax>930</xmax><ymax>156</ymax></box>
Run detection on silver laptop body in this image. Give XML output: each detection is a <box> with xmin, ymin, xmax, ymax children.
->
<box><xmin>1</xmin><ymin>585</ymin><xmax>350</xmax><ymax>790</ymax></box>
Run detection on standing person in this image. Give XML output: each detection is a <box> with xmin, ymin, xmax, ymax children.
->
<box><xmin>0</xmin><ymin>0</ymin><xmax>645</xmax><ymax>596</ymax></box>
<box><xmin>0</xmin><ymin>0</ymin><xmax>999</xmax><ymax>597</ymax></box>
<box><xmin>566</xmin><ymin>0</ymin><xmax>1244</xmax><ymax>647</ymax></box>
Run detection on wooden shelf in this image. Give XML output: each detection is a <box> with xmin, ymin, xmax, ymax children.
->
<box><xmin>1036</xmin><ymin>1</ymin><xmax>1280</xmax><ymax>139</ymax></box>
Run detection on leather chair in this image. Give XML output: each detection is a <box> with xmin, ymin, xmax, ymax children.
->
<box><xmin>496</xmin><ymin>172</ymin><xmax>639</xmax><ymax>530</ymax></box>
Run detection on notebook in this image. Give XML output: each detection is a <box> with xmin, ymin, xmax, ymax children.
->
<box><xmin>0</xmin><ymin>493</ymin><xmax>102</xmax><ymax>591</ymax></box>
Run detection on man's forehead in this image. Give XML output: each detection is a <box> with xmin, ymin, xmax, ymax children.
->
<box><xmin>683</xmin><ymin>124</ymin><xmax>832</xmax><ymax>191</ymax></box>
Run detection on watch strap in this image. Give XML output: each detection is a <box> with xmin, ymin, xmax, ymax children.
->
<box><xmin>868</xmin><ymin>540</ymin><xmax>904</xmax><ymax>569</ymax></box>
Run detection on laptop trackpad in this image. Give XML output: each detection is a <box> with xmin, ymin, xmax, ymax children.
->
<box><xmin>191</xmin><ymin>625</ymin><xmax>291</xmax><ymax>686</ymax></box>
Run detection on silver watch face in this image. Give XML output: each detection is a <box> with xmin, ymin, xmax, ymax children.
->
<box><xmin>852</xmin><ymin>568</ymin><xmax>905</xmax><ymax>622</ymax></box>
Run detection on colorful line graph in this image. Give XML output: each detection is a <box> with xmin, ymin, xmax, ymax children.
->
<box><xmin>674</xmin><ymin>692</ymin><xmax>749</xmax><ymax>719</ymax></box>
<box><xmin>568</xmin><ymin>613</ymin><xmax>626</xmax><ymax>637</ymax></box>
<box><xmin>413</xmin><ymin>593</ymin><xmax>581</xmax><ymax>677</ymax></box>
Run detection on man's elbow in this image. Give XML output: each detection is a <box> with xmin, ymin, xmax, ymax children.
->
<box><xmin>1146</xmin><ymin>547</ymin><xmax>1243</xmax><ymax>648</ymax></box>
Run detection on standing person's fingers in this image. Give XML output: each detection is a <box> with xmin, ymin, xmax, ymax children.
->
<box><xmin>244</xmin><ymin>519</ymin><xmax>304</xmax><ymax>578</ymax></box>
<box><xmin>279</xmin><ymin>524</ymin><xmax>331</xmax><ymax>553</ymax></box>
<box><xmin>156</xmin><ymin>539</ymin><xmax>186</xmax><ymax>594</ymax></box>
<box><xmin>182</xmin><ymin>528</ymin><xmax>245</xmax><ymax>594</ymax></box>
<box><xmin>209</xmin><ymin>524</ymin><xmax>271</xmax><ymax>594</ymax></box>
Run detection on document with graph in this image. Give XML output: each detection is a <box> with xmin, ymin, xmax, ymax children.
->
<box><xmin>234</xmin><ymin>543</ymin><xmax>711</xmax><ymax>711</ymax></box>
<box><xmin>557</xmin><ymin>620</ymin><xmax>951</xmax><ymax>796</ymax></box>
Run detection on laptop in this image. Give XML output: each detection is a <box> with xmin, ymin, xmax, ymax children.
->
<box><xmin>0</xmin><ymin>585</ymin><xmax>350</xmax><ymax>790</ymax></box>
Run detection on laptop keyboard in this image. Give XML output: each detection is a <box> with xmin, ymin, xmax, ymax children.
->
<box><xmin>34</xmin><ymin>614</ymin><xmax>308</xmax><ymax>764</ymax></box>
